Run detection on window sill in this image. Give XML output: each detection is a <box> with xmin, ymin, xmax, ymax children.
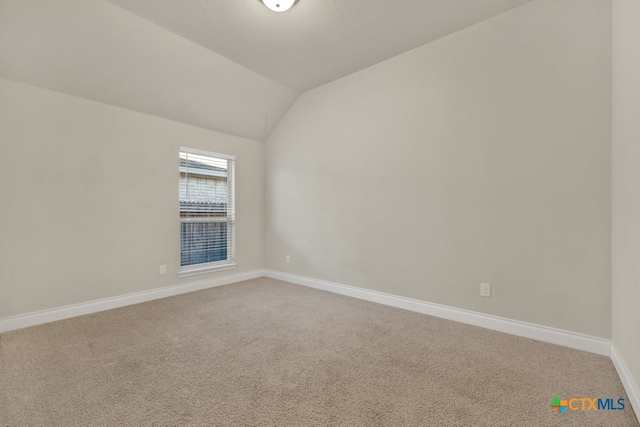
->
<box><xmin>178</xmin><ymin>262</ymin><xmax>238</xmax><ymax>278</ymax></box>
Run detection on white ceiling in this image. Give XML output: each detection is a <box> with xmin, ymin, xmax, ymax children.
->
<box><xmin>0</xmin><ymin>0</ymin><xmax>534</xmax><ymax>141</ymax></box>
<box><xmin>0</xmin><ymin>0</ymin><xmax>298</xmax><ymax>141</ymax></box>
<box><xmin>107</xmin><ymin>0</ymin><xmax>535</xmax><ymax>92</ymax></box>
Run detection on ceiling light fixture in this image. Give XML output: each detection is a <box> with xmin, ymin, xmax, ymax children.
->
<box><xmin>261</xmin><ymin>0</ymin><xmax>297</xmax><ymax>12</ymax></box>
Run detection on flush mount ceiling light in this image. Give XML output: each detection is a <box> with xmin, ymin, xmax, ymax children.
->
<box><xmin>261</xmin><ymin>0</ymin><xmax>297</xmax><ymax>12</ymax></box>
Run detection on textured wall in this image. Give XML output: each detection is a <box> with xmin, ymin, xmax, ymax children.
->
<box><xmin>266</xmin><ymin>0</ymin><xmax>612</xmax><ymax>337</ymax></box>
<box><xmin>0</xmin><ymin>78</ymin><xmax>265</xmax><ymax>318</ymax></box>
<box><xmin>612</xmin><ymin>0</ymin><xmax>640</xmax><ymax>407</ymax></box>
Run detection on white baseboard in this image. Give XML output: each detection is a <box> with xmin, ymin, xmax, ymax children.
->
<box><xmin>2</xmin><ymin>268</ymin><xmax>613</xmax><ymax>358</ymax></box>
<box><xmin>611</xmin><ymin>344</ymin><xmax>640</xmax><ymax>420</ymax></box>
<box><xmin>0</xmin><ymin>269</ymin><xmax>265</xmax><ymax>333</ymax></box>
<box><xmin>265</xmin><ymin>270</ymin><xmax>611</xmax><ymax>356</ymax></box>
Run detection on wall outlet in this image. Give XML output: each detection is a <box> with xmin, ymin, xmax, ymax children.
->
<box><xmin>480</xmin><ymin>283</ymin><xmax>491</xmax><ymax>297</ymax></box>
<box><xmin>159</xmin><ymin>264</ymin><xmax>167</xmax><ymax>275</ymax></box>
<box><xmin>285</xmin><ymin>255</ymin><xmax>291</xmax><ymax>264</ymax></box>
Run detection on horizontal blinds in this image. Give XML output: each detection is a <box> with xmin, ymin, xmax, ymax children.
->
<box><xmin>180</xmin><ymin>149</ymin><xmax>235</xmax><ymax>267</ymax></box>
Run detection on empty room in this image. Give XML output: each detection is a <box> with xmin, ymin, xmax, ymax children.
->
<box><xmin>1</xmin><ymin>0</ymin><xmax>639</xmax><ymax>425</ymax></box>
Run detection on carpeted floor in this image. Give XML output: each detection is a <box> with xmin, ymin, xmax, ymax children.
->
<box><xmin>0</xmin><ymin>278</ymin><xmax>638</xmax><ymax>426</ymax></box>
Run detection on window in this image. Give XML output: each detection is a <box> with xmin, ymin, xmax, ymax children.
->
<box><xmin>179</xmin><ymin>147</ymin><xmax>236</xmax><ymax>277</ymax></box>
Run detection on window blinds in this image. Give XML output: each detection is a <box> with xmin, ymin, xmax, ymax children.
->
<box><xmin>179</xmin><ymin>147</ymin><xmax>235</xmax><ymax>270</ymax></box>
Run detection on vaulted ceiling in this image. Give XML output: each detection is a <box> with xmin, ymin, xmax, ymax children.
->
<box><xmin>107</xmin><ymin>0</ymin><xmax>534</xmax><ymax>92</ymax></box>
<box><xmin>0</xmin><ymin>0</ymin><xmax>534</xmax><ymax>141</ymax></box>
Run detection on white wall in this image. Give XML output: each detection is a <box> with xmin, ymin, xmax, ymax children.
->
<box><xmin>612</xmin><ymin>0</ymin><xmax>640</xmax><ymax>402</ymax></box>
<box><xmin>265</xmin><ymin>0</ymin><xmax>612</xmax><ymax>337</ymax></box>
<box><xmin>0</xmin><ymin>78</ymin><xmax>264</xmax><ymax>318</ymax></box>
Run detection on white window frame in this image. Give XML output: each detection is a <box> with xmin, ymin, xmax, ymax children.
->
<box><xmin>178</xmin><ymin>146</ymin><xmax>237</xmax><ymax>278</ymax></box>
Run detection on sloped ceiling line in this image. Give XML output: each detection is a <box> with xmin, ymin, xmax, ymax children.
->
<box><xmin>0</xmin><ymin>0</ymin><xmax>534</xmax><ymax>141</ymax></box>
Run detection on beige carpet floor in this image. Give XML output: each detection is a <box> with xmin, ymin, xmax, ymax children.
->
<box><xmin>1</xmin><ymin>277</ymin><xmax>638</xmax><ymax>426</ymax></box>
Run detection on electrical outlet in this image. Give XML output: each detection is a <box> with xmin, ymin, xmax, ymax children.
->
<box><xmin>159</xmin><ymin>264</ymin><xmax>167</xmax><ymax>275</ymax></box>
<box><xmin>480</xmin><ymin>283</ymin><xmax>491</xmax><ymax>297</ymax></box>
<box><xmin>285</xmin><ymin>255</ymin><xmax>291</xmax><ymax>264</ymax></box>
